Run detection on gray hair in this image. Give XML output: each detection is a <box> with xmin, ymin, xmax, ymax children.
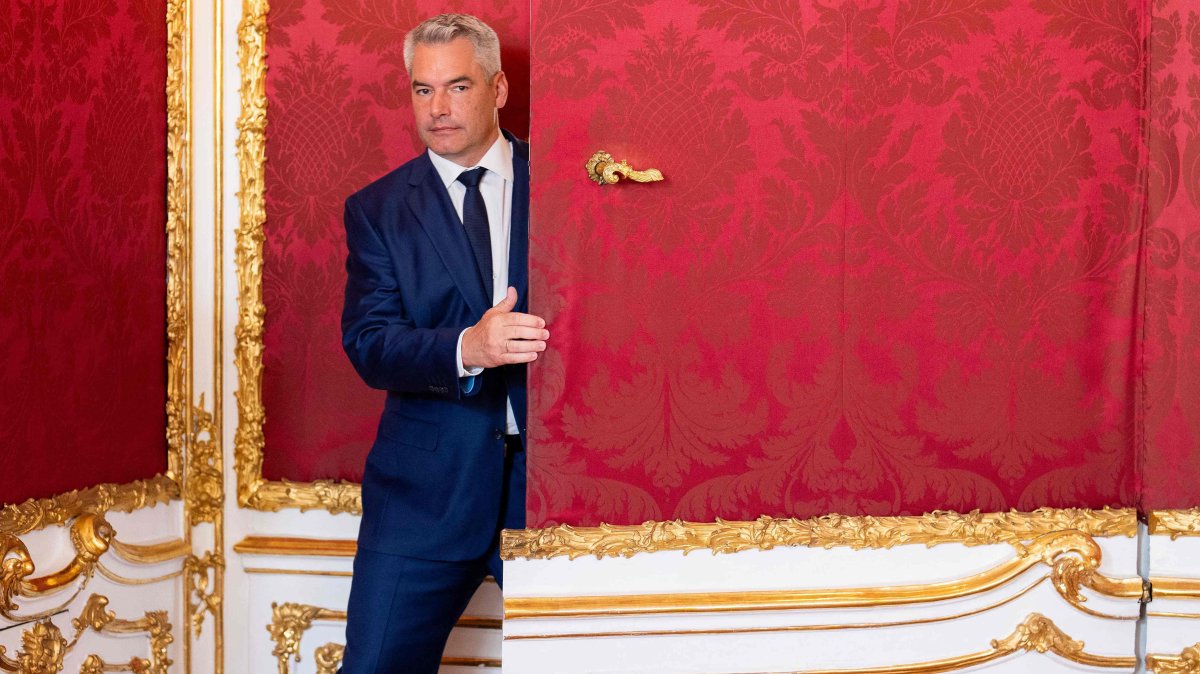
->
<box><xmin>404</xmin><ymin>14</ymin><xmax>502</xmax><ymax>79</ymax></box>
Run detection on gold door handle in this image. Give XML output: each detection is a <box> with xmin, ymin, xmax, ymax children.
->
<box><xmin>586</xmin><ymin>151</ymin><xmax>664</xmax><ymax>185</ymax></box>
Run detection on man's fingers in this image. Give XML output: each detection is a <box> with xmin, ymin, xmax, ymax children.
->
<box><xmin>499</xmin><ymin>351</ymin><xmax>539</xmax><ymax>364</ymax></box>
<box><xmin>502</xmin><ymin>339</ymin><xmax>546</xmax><ymax>354</ymax></box>
<box><xmin>503</xmin><ymin>326</ymin><xmax>550</xmax><ymax>341</ymax></box>
<box><xmin>501</xmin><ymin>312</ymin><xmax>547</xmax><ymax>329</ymax></box>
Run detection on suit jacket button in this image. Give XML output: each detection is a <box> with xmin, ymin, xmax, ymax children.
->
<box><xmin>494</xmin><ymin>431</ymin><xmax>503</xmax><ymax>440</ymax></box>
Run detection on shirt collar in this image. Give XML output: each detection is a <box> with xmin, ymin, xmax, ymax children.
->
<box><xmin>427</xmin><ymin>132</ymin><xmax>513</xmax><ymax>188</ymax></box>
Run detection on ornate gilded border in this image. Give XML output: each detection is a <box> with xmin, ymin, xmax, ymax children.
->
<box><xmin>1</xmin><ymin>0</ymin><xmax>191</xmax><ymax>534</ymax></box>
<box><xmin>500</xmin><ymin>507</ymin><xmax>1137</xmax><ymax>560</ymax></box>
<box><xmin>233</xmin><ymin>0</ymin><xmax>362</xmax><ymax>514</ymax></box>
<box><xmin>1149</xmin><ymin>509</ymin><xmax>1200</xmax><ymax>539</ymax></box>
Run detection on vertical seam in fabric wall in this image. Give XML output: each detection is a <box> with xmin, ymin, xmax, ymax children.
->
<box><xmin>840</xmin><ymin>9</ymin><xmax>850</xmax><ymax>423</ymax></box>
<box><xmin>1134</xmin><ymin>0</ymin><xmax>1153</xmax><ymax>514</ymax></box>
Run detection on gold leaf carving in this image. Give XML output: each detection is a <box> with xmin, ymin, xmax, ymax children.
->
<box><xmin>185</xmin><ymin>552</ymin><xmax>225</xmax><ymax>637</ymax></box>
<box><xmin>992</xmin><ymin>613</ymin><xmax>1083</xmax><ymax>655</ymax></box>
<box><xmin>164</xmin><ymin>0</ymin><xmax>189</xmax><ymax>483</ymax></box>
<box><xmin>1150</xmin><ymin>509</ymin><xmax>1200</xmax><ymax>539</ymax></box>
<box><xmin>1148</xmin><ymin>644</ymin><xmax>1200</xmax><ymax>673</ymax></box>
<box><xmin>314</xmin><ymin>643</ymin><xmax>344</xmax><ymax>674</ymax></box>
<box><xmin>501</xmin><ymin>507</ymin><xmax>1136</xmax><ymax>560</ymax></box>
<box><xmin>0</xmin><ymin>477</ymin><xmax>177</xmax><ymax>538</ymax></box>
<box><xmin>268</xmin><ymin>603</ymin><xmax>346</xmax><ymax>674</ymax></box>
<box><xmin>186</xmin><ymin>396</ymin><xmax>224</xmax><ymax>525</ymax></box>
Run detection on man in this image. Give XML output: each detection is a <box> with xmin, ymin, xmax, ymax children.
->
<box><xmin>338</xmin><ymin>14</ymin><xmax>547</xmax><ymax>673</ymax></box>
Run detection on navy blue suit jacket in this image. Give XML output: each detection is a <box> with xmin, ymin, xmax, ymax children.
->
<box><xmin>341</xmin><ymin>131</ymin><xmax>529</xmax><ymax>561</ymax></box>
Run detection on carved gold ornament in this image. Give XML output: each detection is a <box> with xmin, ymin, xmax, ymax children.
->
<box><xmin>186</xmin><ymin>552</ymin><xmax>225</xmax><ymax>637</ymax></box>
<box><xmin>1150</xmin><ymin>509</ymin><xmax>1200</xmax><ymax>539</ymax></box>
<box><xmin>268</xmin><ymin>603</ymin><xmax>346</xmax><ymax>674</ymax></box>
<box><xmin>1148</xmin><ymin>643</ymin><xmax>1200</xmax><ymax>673</ymax></box>
<box><xmin>0</xmin><ymin>595</ymin><xmax>170</xmax><ymax>674</ymax></box>
<box><xmin>314</xmin><ymin>643</ymin><xmax>344</xmax><ymax>674</ymax></box>
<box><xmin>0</xmin><ymin>478</ymin><xmax>176</xmax><ymax>539</ymax></box>
<box><xmin>586</xmin><ymin>150</ymin><xmax>665</xmax><ymax>185</ymax></box>
<box><xmin>186</xmin><ymin>397</ymin><xmax>223</xmax><ymax>526</ymax></box>
<box><xmin>501</xmin><ymin>507</ymin><xmax>1136</xmax><ymax>560</ymax></box>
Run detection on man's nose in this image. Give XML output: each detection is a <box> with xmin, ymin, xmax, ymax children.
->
<box><xmin>430</xmin><ymin>89</ymin><xmax>449</xmax><ymax>117</ymax></box>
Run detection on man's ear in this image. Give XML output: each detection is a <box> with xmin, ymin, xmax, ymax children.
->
<box><xmin>493</xmin><ymin>70</ymin><xmax>509</xmax><ymax>110</ymax></box>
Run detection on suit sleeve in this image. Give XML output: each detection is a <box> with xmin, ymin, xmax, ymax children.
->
<box><xmin>341</xmin><ymin>194</ymin><xmax>462</xmax><ymax>398</ymax></box>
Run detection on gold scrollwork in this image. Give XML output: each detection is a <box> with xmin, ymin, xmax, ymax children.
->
<box><xmin>0</xmin><ymin>595</ymin><xmax>171</xmax><ymax>674</ymax></box>
<box><xmin>186</xmin><ymin>396</ymin><xmax>223</xmax><ymax>526</ymax></box>
<box><xmin>501</xmin><ymin>507</ymin><xmax>1136</xmax><ymax>560</ymax></box>
<box><xmin>314</xmin><ymin>643</ymin><xmax>345</xmax><ymax>674</ymax></box>
<box><xmin>72</xmin><ymin>595</ymin><xmax>173</xmax><ymax>674</ymax></box>
<box><xmin>268</xmin><ymin>603</ymin><xmax>347</xmax><ymax>674</ymax></box>
<box><xmin>586</xmin><ymin>150</ymin><xmax>664</xmax><ymax>185</ymax></box>
<box><xmin>185</xmin><ymin>552</ymin><xmax>224</xmax><ymax>637</ymax></box>
<box><xmin>1148</xmin><ymin>643</ymin><xmax>1200</xmax><ymax>673</ymax></box>
<box><xmin>164</xmin><ymin>0</ymin><xmax>189</xmax><ymax>484</ymax></box>
<box><xmin>1150</xmin><ymin>509</ymin><xmax>1200</xmax><ymax>539</ymax></box>
<box><xmin>0</xmin><ymin>477</ymin><xmax>177</xmax><ymax>539</ymax></box>
<box><xmin>0</xmin><ymin>620</ymin><xmax>66</xmax><ymax>674</ymax></box>
<box><xmin>1</xmin><ymin>515</ymin><xmax>113</xmax><ymax>621</ymax></box>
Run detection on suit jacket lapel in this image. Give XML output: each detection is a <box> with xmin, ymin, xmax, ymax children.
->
<box><xmin>507</xmin><ymin>131</ymin><xmax>530</xmax><ymax>315</ymax></box>
<box><xmin>406</xmin><ymin>153</ymin><xmax>491</xmax><ymax>317</ymax></box>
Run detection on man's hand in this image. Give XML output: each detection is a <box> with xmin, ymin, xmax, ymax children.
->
<box><xmin>461</xmin><ymin>287</ymin><xmax>549</xmax><ymax>369</ymax></box>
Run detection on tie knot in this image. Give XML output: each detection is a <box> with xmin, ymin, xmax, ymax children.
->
<box><xmin>456</xmin><ymin>167</ymin><xmax>487</xmax><ymax>189</ymax></box>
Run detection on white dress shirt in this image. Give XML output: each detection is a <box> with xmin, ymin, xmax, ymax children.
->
<box><xmin>427</xmin><ymin>135</ymin><xmax>518</xmax><ymax>435</ymax></box>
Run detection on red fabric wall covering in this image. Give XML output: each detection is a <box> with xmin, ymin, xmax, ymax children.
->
<box><xmin>527</xmin><ymin>0</ymin><xmax>1153</xmax><ymax>526</ymax></box>
<box><xmin>1141</xmin><ymin>0</ymin><xmax>1200</xmax><ymax>509</ymax></box>
<box><xmin>261</xmin><ymin>0</ymin><xmax>530</xmax><ymax>482</ymax></box>
<box><xmin>0</xmin><ymin>0</ymin><xmax>168</xmax><ymax>504</ymax></box>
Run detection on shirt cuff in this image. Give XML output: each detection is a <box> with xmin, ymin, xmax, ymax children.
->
<box><xmin>456</xmin><ymin>329</ymin><xmax>485</xmax><ymax>378</ymax></box>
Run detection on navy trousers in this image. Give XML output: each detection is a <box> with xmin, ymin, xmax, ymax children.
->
<box><xmin>339</xmin><ymin>446</ymin><xmax>525</xmax><ymax>674</ymax></box>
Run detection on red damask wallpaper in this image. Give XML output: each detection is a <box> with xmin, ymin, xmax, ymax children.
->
<box><xmin>0</xmin><ymin>0</ymin><xmax>168</xmax><ymax>504</ymax></box>
<box><xmin>261</xmin><ymin>0</ymin><xmax>530</xmax><ymax>481</ymax></box>
<box><xmin>1142</xmin><ymin>0</ymin><xmax>1200</xmax><ymax>510</ymax></box>
<box><xmin>528</xmin><ymin>0</ymin><xmax>1158</xmax><ymax>526</ymax></box>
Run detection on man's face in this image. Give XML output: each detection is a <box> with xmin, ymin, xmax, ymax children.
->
<box><xmin>410</xmin><ymin>38</ymin><xmax>508</xmax><ymax>167</ymax></box>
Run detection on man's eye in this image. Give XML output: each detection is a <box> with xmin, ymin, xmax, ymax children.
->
<box><xmin>415</xmin><ymin>88</ymin><xmax>431</xmax><ymax>96</ymax></box>
<box><xmin>453</xmin><ymin>85</ymin><xmax>468</xmax><ymax>92</ymax></box>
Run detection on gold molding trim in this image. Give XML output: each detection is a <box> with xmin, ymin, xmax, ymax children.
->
<box><xmin>1148</xmin><ymin>643</ymin><xmax>1200</xmax><ymax>673</ymax></box>
<box><xmin>0</xmin><ymin>476</ymin><xmax>177</xmax><ymax>538</ymax></box>
<box><xmin>267</xmin><ymin>602</ymin><xmax>499</xmax><ymax>674</ymax></box>
<box><xmin>268</xmin><ymin>603</ymin><xmax>346</xmax><ymax>674</ymax></box>
<box><xmin>234</xmin><ymin>536</ymin><xmax>356</xmax><ymax>557</ymax></box>
<box><xmin>1149</xmin><ymin>509</ymin><xmax>1200</xmax><ymax>539</ymax></box>
<box><xmin>73</xmin><ymin>594</ymin><xmax>173</xmax><ymax>674</ymax></box>
<box><xmin>616</xmin><ymin>613</ymin><xmax>1127</xmax><ymax>673</ymax></box>
<box><xmin>501</xmin><ymin>507</ymin><xmax>1136</xmax><ymax>560</ymax></box>
<box><xmin>233</xmin><ymin>0</ymin><xmax>363</xmax><ymax>515</ymax></box>
<box><xmin>506</xmin><ymin>576</ymin><xmax>1053</xmax><ymax>640</ymax></box>
<box><xmin>164</xmin><ymin>0</ymin><xmax>189</xmax><ymax>486</ymax></box>
<box><xmin>504</xmin><ymin>530</ymin><xmax>1139</xmax><ymax>620</ymax></box>
<box><xmin>110</xmin><ymin>537</ymin><xmax>190</xmax><ymax>565</ymax></box>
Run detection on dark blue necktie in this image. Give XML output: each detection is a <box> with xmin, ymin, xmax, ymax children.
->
<box><xmin>457</xmin><ymin>167</ymin><xmax>493</xmax><ymax>300</ymax></box>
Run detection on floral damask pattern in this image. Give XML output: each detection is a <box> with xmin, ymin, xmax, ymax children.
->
<box><xmin>261</xmin><ymin>0</ymin><xmax>530</xmax><ymax>481</ymax></box>
<box><xmin>530</xmin><ymin>0</ymin><xmax>1155</xmax><ymax>526</ymax></box>
<box><xmin>1142</xmin><ymin>0</ymin><xmax>1200</xmax><ymax>509</ymax></box>
<box><xmin>0</xmin><ymin>0</ymin><xmax>168</xmax><ymax>504</ymax></box>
